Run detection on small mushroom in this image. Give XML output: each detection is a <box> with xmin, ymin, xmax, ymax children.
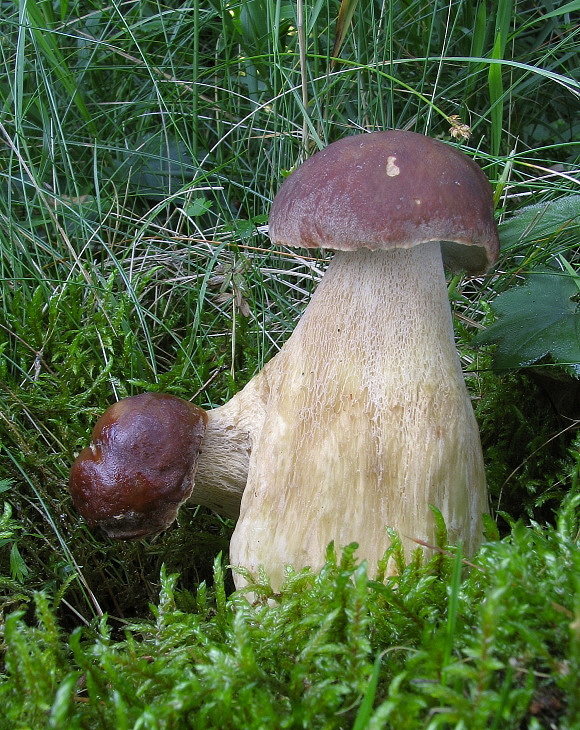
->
<box><xmin>229</xmin><ymin>130</ymin><xmax>499</xmax><ymax>590</ymax></box>
<box><xmin>69</xmin><ymin>392</ymin><xmax>208</xmax><ymax>538</ymax></box>
<box><xmin>70</xmin><ymin>367</ymin><xmax>272</xmax><ymax>536</ymax></box>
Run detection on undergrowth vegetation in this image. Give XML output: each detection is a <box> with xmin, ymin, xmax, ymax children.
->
<box><xmin>0</xmin><ymin>0</ymin><xmax>579</xmax><ymax>726</ymax></box>
<box><xmin>2</xmin><ymin>502</ymin><xmax>580</xmax><ymax>728</ymax></box>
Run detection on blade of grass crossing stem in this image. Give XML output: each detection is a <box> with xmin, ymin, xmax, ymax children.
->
<box><xmin>494</xmin><ymin>0</ymin><xmax>515</xmax><ymax>46</ymax></box>
<box><xmin>306</xmin><ymin>0</ymin><xmax>326</xmax><ymax>37</ymax></box>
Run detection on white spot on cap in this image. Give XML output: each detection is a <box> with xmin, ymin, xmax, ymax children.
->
<box><xmin>386</xmin><ymin>156</ymin><xmax>400</xmax><ymax>177</ymax></box>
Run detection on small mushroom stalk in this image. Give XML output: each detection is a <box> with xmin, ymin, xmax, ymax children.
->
<box><xmin>192</xmin><ymin>365</ymin><xmax>271</xmax><ymax>518</ymax></box>
<box><xmin>230</xmin><ymin>243</ymin><xmax>488</xmax><ymax>589</ymax></box>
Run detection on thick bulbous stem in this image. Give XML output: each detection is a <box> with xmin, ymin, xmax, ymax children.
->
<box><xmin>230</xmin><ymin>243</ymin><xmax>489</xmax><ymax>590</ymax></box>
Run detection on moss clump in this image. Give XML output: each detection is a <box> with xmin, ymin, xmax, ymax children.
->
<box><xmin>1</xmin><ymin>494</ymin><xmax>579</xmax><ymax>729</ymax></box>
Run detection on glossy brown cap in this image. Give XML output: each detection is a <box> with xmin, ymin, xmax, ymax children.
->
<box><xmin>69</xmin><ymin>393</ymin><xmax>207</xmax><ymax>539</ymax></box>
<box><xmin>268</xmin><ymin>130</ymin><xmax>499</xmax><ymax>274</ymax></box>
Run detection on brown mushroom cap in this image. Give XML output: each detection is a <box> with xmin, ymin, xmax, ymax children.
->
<box><xmin>269</xmin><ymin>130</ymin><xmax>499</xmax><ymax>274</ymax></box>
<box><xmin>69</xmin><ymin>393</ymin><xmax>207</xmax><ymax>539</ymax></box>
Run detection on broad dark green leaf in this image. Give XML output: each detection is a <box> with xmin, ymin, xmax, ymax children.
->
<box><xmin>498</xmin><ymin>195</ymin><xmax>580</xmax><ymax>251</ymax></box>
<box><xmin>473</xmin><ymin>270</ymin><xmax>580</xmax><ymax>375</ymax></box>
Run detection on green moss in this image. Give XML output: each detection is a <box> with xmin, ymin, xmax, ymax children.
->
<box><xmin>1</xmin><ymin>497</ymin><xmax>579</xmax><ymax>728</ymax></box>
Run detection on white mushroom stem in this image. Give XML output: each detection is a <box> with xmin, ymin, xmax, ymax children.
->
<box><xmin>190</xmin><ymin>362</ymin><xmax>271</xmax><ymax>519</ymax></box>
<box><xmin>230</xmin><ymin>242</ymin><xmax>489</xmax><ymax>590</ymax></box>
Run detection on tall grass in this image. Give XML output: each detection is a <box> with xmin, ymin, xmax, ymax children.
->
<box><xmin>0</xmin><ymin>0</ymin><xmax>579</xmax><ymax>721</ymax></box>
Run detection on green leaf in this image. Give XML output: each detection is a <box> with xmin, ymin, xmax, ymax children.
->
<box><xmin>0</xmin><ymin>479</ymin><xmax>14</xmax><ymax>495</ymax></box>
<box><xmin>185</xmin><ymin>197</ymin><xmax>213</xmax><ymax>217</ymax></box>
<box><xmin>498</xmin><ymin>195</ymin><xmax>580</xmax><ymax>252</ymax></box>
<box><xmin>473</xmin><ymin>270</ymin><xmax>580</xmax><ymax>375</ymax></box>
<box><xmin>10</xmin><ymin>542</ymin><xmax>30</xmax><ymax>583</ymax></box>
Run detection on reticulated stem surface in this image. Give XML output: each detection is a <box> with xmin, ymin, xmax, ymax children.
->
<box><xmin>230</xmin><ymin>243</ymin><xmax>488</xmax><ymax>589</ymax></box>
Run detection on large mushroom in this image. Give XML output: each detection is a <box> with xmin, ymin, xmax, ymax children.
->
<box><xmin>229</xmin><ymin>130</ymin><xmax>499</xmax><ymax>590</ymax></box>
